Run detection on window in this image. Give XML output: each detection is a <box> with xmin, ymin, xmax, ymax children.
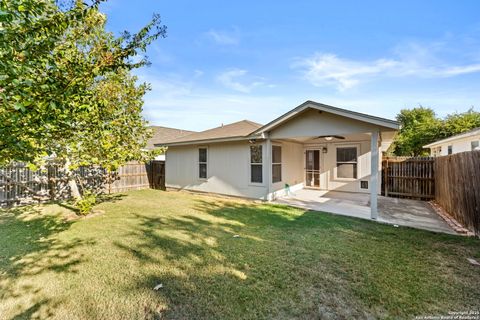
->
<box><xmin>250</xmin><ymin>145</ymin><xmax>263</xmax><ymax>183</ymax></box>
<box><xmin>471</xmin><ymin>141</ymin><xmax>479</xmax><ymax>151</ymax></box>
<box><xmin>272</xmin><ymin>145</ymin><xmax>282</xmax><ymax>183</ymax></box>
<box><xmin>447</xmin><ymin>145</ymin><xmax>453</xmax><ymax>155</ymax></box>
<box><xmin>198</xmin><ymin>148</ymin><xmax>207</xmax><ymax>179</ymax></box>
<box><xmin>336</xmin><ymin>147</ymin><xmax>357</xmax><ymax>179</ymax></box>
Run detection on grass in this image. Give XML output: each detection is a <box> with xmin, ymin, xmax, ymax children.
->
<box><xmin>0</xmin><ymin>189</ymin><xmax>479</xmax><ymax>319</ymax></box>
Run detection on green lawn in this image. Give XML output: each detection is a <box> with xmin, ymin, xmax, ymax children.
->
<box><xmin>1</xmin><ymin>189</ymin><xmax>479</xmax><ymax>319</ymax></box>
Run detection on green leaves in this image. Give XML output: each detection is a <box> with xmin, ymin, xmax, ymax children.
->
<box><xmin>393</xmin><ymin>107</ymin><xmax>480</xmax><ymax>156</ymax></box>
<box><xmin>13</xmin><ymin>102</ymin><xmax>25</xmax><ymax>111</ymax></box>
<box><xmin>1</xmin><ymin>0</ymin><xmax>166</xmax><ymax>167</ymax></box>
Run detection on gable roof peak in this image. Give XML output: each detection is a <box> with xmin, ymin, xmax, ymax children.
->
<box><xmin>251</xmin><ymin>100</ymin><xmax>399</xmax><ymax>135</ymax></box>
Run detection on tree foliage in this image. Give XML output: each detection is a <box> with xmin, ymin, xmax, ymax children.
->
<box><xmin>442</xmin><ymin>108</ymin><xmax>480</xmax><ymax>137</ymax></box>
<box><xmin>393</xmin><ymin>106</ymin><xmax>480</xmax><ymax>156</ymax></box>
<box><xmin>0</xmin><ymin>0</ymin><xmax>166</xmax><ymax>166</ymax></box>
<box><xmin>1</xmin><ymin>0</ymin><xmax>166</xmax><ymax>204</ymax></box>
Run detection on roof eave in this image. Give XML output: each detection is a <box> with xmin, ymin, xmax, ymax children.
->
<box><xmin>251</xmin><ymin>100</ymin><xmax>399</xmax><ymax>135</ymax></box>
<box><xmin>156</xmin><ymin>135</ymin><xmax>262</xmax><ymax>147</ymax></box>
<box><xmin>424</xmin><ymin>129</ymin><xmax>480</xmax><ymax>148</ymax></box>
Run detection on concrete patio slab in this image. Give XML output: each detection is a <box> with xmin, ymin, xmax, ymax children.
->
<box><xmin>273</xmin><ymin>189</ymin><xmax>456</xmax><ymax>235</ymax></box>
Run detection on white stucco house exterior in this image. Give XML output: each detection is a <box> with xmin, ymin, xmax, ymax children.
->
<box><xmin>424</xmin><ymin>127</ymin><xmax>480</xmax><ymax>156</ymax></box>
<box><xmin>158</xmin><ymin>101</ymin><xmax>399</xmax><ymax>218</ymax></box>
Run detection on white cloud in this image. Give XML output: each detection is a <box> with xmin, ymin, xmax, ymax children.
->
<box><xmin>216</xmin><ymin>68</ymin><xmax>266</xmax><ymax>93</ymax></box>
<box><xmin>142</xmin><ymin>91</ymin><xmax>289</xmax><ymax>131</ymax></box>
<box><xmin>135</xmin><ymin>71</ymin><xmax>193</xmax><ymax>98</ymax></box>
<box><xmin>204</xmin><ymin>28</ymin><xmax>240</xmax><ymax>45</ymax></box>
<box><xmin>134</xmin><ymin>69</ymin><xmax>287</xmax><ymax>130</ymax></box>
<box><xmin>293</xmin><ymin>53</ymin><xmax>397</xmax><ymax>90</ymax></box>
<box><xmin>193</xmin><ymin>69</ymin><xmax>204</xmax><ymax>78</ymax></box>
<box><xmin>294</xmin><ymin>43</ymin><xmax>480</xmax><ymax>91</ymax></box>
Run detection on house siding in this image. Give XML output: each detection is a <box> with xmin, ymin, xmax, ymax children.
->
<box><xmin>165</xmin><ymin>137</ymin><xmax>384</xmax><ymax>200</ymax></box>
<box><xmin>269</xmin><ymin>140</ymin><xmax>305</xmax><ymax>198</ymax></box>
<box><xmin>428</xmin><ymin>134</ymin><xmax>480</xmax><ymax>156</ymax></box>
<box><xmin>166</xmin><ymin>141</ymin><xmax>269</xmax><ymax>199</ymax></box>
<box><xmin>298</xmin><ymin>138</ymin><xmax>382</xmax><ymax>194</ymax></box>
<box><xmin>268</xmin><ymin>108</ymin><xmax>391</xmax><ymax>139</ymax></box>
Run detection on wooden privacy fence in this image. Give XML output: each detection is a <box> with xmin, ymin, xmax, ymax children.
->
<box><xmin>108</xmin><ymin>161</ymin><xmax>165</xmax><ymax>193</ymax></box>
<box><xmin>435</xmin><ymin>151</ymin><xmax>480</xmax><ymax>236</ymax></box>
<box><xmin>382</xmin><ymin>156</ymin><xmax>435</xmax><ymax>200</ymax></box>
<box><xmin>0</xmin><ymin>160</ymin><xmax>165</xmax><ymax>207</ymax></box>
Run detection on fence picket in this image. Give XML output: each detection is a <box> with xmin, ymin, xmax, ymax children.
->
<box><xmin>381</xmin><ymin>156</ymin><xmax>435</xmax><ymax>199</ymax></box>
<box><xmin>0</xmin><ymin>161</ymin><xmax>165</xmax><ymax>207</ymax></box>
<box><xmin>435</xmin><ymin>151</ymin><xmax>480</xmax><ymax>235</ymax></box>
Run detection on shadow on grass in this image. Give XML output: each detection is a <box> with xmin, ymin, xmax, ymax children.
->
<box><xmin>114</xmin><ymin>195</ymin><xmax>480</xmax><ymax>319</ymax></box>
<box><xmin>112</xmin><ymin>197</ymin><xmax>382</xmax><ymax>319</ymax></box>
<box><xmin>96</xmin><ymin>193</ymin><xmax>126</xmax><ymax>205</ymax></box>
<box><xmin>54</xmin><ymin>193</ymin><xmax>127</xmax><ymax>215</ymax></box>
<box><xmin>0</xmin><ymin>206</ymin><xmax>94</xmax><ymax>319</ymax></box>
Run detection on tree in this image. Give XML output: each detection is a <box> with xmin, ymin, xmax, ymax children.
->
<box><xmin>0</xmin><ymin>0</ymin><xmax>166</xmax><ymax>203</ymax></box>
<box><xmin>392</xmin><ymin>106</ymin><xmax>480</xmax><ymax>156</ymax></box>
<box><xmin>442</xmin><ymin>108</ymin><xmax>480</xmax><ymax>137</ymax></box>
<box><xmin>393</xmin><ymin>107</ymin><xmax>442</xmax><ymax>156</ymax></box>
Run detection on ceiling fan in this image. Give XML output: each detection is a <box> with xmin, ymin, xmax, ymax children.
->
<box><xmin>315</xmin><ymin>135</ymin><xmax>345</xmax><ymax>141</ymax></box>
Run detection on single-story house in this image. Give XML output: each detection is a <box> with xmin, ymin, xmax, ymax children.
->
<box><xmin>424</xmin><ymin>127</ymin><xmax>480</xmax><ymax>156</ymax></box>
<box><xmin>158</xmin><ymin>101</ymin><xmax>399</xmax><ymax>218</ymax></box>
<box><xmin>146</xmin><ymin>126</ymin><xmax>196</xmax><ymax>160</ymax></box>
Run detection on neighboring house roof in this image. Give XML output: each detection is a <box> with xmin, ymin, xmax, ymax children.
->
<box><xmin>251</xmin><ymin>100</ymin><xmax>399</xmax><ymax>135</ymax></box>
<box><xmin>423</xmin><ymin>127</ymin><xmax>480</xmax><ymax>148</ymax></box>
<box><xmin>146</xmin><ymin>126</ymin><xmax>196</xmax><ymax>149</ymax></box>
<box><xmin>159</xmin><ymin>120</ymin><xmax>262</xmax><ymax>146</ymax></box>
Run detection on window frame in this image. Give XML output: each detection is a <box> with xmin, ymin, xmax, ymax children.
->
<box><xmin>198</xmin><ymin>147</ymin><xmax>208</xmax><ymax>180</ymax></box>
<box><xmin>249</xmin><ymin>144</ymin><xmax>264</xmax><ymax>185</ymax></box>
<box><xmin>272</xmin><ymin>144</ymin><xmax>282</xmax><ymax>184</ymax></box>
<box><xmin>334</xmin><ymin>144</ymin><xmax>359</xmax><ymax>180</ymax></box>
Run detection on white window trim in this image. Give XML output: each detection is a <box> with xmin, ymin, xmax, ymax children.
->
<box><xmin>272</xmin><ymin>144</ymin><xmax>282</xmax><ymax>184</ymax></box>
<box><xmin>197</xmin><ymin>146</ymin><xmax>208</xmax><ymax>181</ymax></box>
<box><xmin>248</xmin><ymin>143</ymin><xmax>265</xmax><ymax>186</ymax></box>
<box><xmin>334</xmin><ymin>144</ymin><xmax>360</xmax><ymax>181</ymax></box>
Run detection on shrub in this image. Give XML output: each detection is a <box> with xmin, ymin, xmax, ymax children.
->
<box><xmin>75</xmin><ymin>191</ymin><xmax>97</xmax><ymax>215</ymax></box>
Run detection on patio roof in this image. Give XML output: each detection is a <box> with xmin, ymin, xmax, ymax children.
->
<box><xmin>159</xmin><ymin>100</ymin><xmax>399</xmax><ymax>147</ymax></box>
<box><xmin>251</xmin><ymin>100</ymin><xmax>399</xmax><ymax>136</ymax></box>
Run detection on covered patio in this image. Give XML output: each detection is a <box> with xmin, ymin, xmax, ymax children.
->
<box><xmin>253</xmin><ymin>101</ymin><xmax>399</xmax><ymax>220</ymax></box>
<box><xmin>273</xmin><ymin>189</ymin><xmax>456</xmax><ymax>234</ymax></box>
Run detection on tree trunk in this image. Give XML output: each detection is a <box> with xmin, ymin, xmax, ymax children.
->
<box><xmin>64</xmin><ymin>158</ymin><xmax>81</xmax><ymax>200</ymax></box>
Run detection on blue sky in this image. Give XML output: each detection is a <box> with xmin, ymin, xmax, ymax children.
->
<box><xmin>100</xmin><ymin>0</ymin><xmax>480</xmax><ymax>131</ymax></box>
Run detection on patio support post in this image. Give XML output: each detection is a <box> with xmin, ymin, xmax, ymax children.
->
<box><xmin>370</xmin><ymin>130</ymin><xmax>379</xmax><ymax>219</ymax></box>
<box><xmin>265</xmin><ymin>135</ymin><xmax>272</xmax><ymax>201</ymax></box>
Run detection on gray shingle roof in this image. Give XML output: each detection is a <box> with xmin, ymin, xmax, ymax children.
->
<box><xmin>160</xmin><ymin>120</ymin><xmax>262</xmax><ymax>145</ymax></box>
<box><xmin>146</xmin><ymin>126</ymin><xmax>196</xmax><ymax>149</ymax></box>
